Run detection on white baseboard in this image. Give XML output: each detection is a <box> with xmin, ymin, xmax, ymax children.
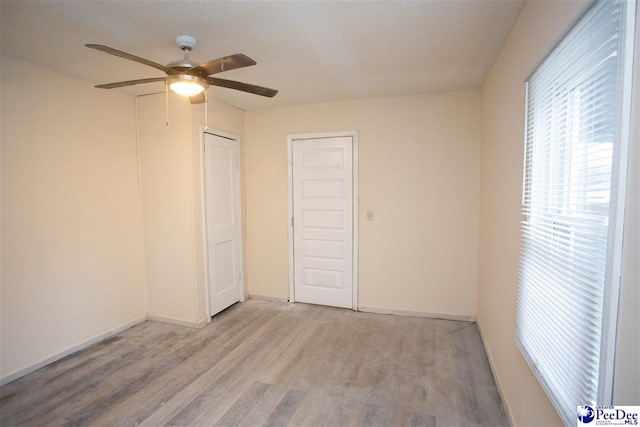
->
<box><xmin>476</xmin><ymin>321</ymin><xmax>515</xmax><ymax>427</ymax></box>
<box><xmin>146</xmin><ymin>314</ymin><xmax>208</xmax><ymax>329</ymax></box>
<box><xmin>0</xmin><ymin>315</ymin><xmax>147</xmax><ymax>387</ymax></box>
<box><xmin>358</xmin><ymin>306</ymin><xmax>476</xmax><ymax>322</ymax></box>
<box><xmin>247</xmin><ymin>294</ymin><xmax>289</xmax><ymax>303</ymax></box>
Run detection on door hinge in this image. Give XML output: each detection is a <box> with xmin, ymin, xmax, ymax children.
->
<box><xmin>291</xmin><ymin>217</ymin><xmax>294</xmax><ymax>227</ymax></box>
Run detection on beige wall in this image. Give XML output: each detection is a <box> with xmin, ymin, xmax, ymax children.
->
<box><xmin>0</xmin><ymin>54</ymin><xmax>147</xmax><ymax>381</ymax></box>
<box><xmin>244</xmin><ymin>91</ymin><xmax>481</xmax><ymax>317</ymax></box>
<box><xmin>478</xmin><ymin>1</ymin><xmax>640</xmax><ymax>425</ymax></box>
<box><xmin>136</xmin><ymin>92</ymin><xmax>245</xmax><ymax>327</ymax></box>
<box><xmin>0</xmin><ymin>56</ymin><xmax>247</xmax><ymax>381</ymax></box>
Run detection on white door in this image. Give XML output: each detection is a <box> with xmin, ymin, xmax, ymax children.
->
<box><xmin>204</xmin><ymin>132</ymin><xmax>243</xmax><ymax>317</ymax></box>
<box><xmin>292</xmin><ymin>136</ymin><xmax>354</xmax><ymax>308</ymax></box>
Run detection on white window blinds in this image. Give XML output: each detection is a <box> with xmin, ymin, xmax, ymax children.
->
<box><xmin>516</xmin><ymin>0</ymin><xmax>635</xmax><ymax>425</ymax></box>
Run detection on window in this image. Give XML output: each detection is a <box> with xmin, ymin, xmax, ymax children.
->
<box><xmin>516</xmin><ymin>0</ymin><xmax>636</xmax><ymax>425</ymax></box>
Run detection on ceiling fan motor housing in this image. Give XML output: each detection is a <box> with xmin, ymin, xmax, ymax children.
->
<box><xmin>168</xmin><ymin>35</ymin><xmax>201</xmax><ymax>73</ymax></box>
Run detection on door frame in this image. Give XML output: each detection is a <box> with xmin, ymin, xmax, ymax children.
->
<box><xmin>201</xmin><ymin>128</ymin><xmax>245</xmax><ymax>320</ymax></box>
<box><xmin>287</xmin><ymin>130</ymin><xmax>359</xmax><ymax>310</ymax></box>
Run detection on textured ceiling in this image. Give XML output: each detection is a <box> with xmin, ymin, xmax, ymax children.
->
<box><xmin>0</xmin><ymin>0</ymin><xmax>525</xmax><ymax>111</ymax></box>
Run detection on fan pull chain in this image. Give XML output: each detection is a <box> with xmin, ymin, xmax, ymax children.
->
<box><xmin>204</xmin><ymin>91</ymin><xmax>208</xmax><ymax>131</ymax></box>
<box><xmin>165</xmin><ymin>81</ymin><xmax>170</xmax><ymax>127</ymax></box>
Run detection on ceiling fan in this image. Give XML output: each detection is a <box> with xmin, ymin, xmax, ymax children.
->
<box><xmin>86</xmin><ymin>35</ymin><xmax>278</xmax><ymax>103</ymax></box>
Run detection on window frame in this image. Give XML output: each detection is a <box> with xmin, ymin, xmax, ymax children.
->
<box><xmin>517</xmin><ymin>0</ymin><xmax>637</xmax><ymax>423</ymax></box>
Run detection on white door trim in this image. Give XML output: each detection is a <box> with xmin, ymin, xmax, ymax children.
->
<box><xmin>287</xmin><ymin>130</ymin><xmax>359</xmax><ymax>310</ymax></box>
<box><xmin>201</xmin><ymin>128</ymin><xmax>245</xmax><ymax>320</ymax></box>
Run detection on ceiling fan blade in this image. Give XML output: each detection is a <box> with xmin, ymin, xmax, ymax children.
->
<box><xmin>86</xmin><ymin>44</ymin><xmax>169</xmax><ymax>73</ymax></box>
<box><xmin>95</xmin><ymin>77</ymin><xmax>166</xmax><ymax>89</ymax></box>
<box><xmin>188</xmin><ymin>54</ymin><xmax>256</xmax><ymax>77</ymax></box>
<box><xmin>208</xmin><ymin>77</ymin><xmax>278</xmax><ymax>97</ymax></box>
<box><xmin>189</xmin><ymin>93</ymin><xmax>206</xmax><ymax>104</ymax></box>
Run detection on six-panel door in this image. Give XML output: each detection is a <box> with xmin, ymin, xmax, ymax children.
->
<box><xmin>292</xmin><ymin>136</ymin><xmax>353</xmax><ymax>308</ymax></box>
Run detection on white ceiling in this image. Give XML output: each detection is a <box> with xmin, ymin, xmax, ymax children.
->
<box><xmin>0</xmin><ymin>0</ymin><xmax>525</xmax><ymax>111</ymax></box>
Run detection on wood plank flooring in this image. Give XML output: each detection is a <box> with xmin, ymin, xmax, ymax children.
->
<box><xmin>0</xmin><ymin>300</ymin><xmax>508</xmax><ymax>426</ymax></box>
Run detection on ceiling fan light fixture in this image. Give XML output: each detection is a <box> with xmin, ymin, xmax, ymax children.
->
<box><xmin>168</xmin><ymin>74</ymin><xmax>208</xmax><ymax>97</ymax></box>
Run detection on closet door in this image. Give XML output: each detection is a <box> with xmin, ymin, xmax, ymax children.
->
<box><xmin>204</xmin><ymin>132</ymin><xmax>243</xmax><ymax>316</ymax></box>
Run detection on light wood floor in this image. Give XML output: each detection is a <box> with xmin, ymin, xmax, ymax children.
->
<box><xmin>0</xmin><ymin>300</ymin><xmax>508</xmax><ymax>426</ymax></box>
